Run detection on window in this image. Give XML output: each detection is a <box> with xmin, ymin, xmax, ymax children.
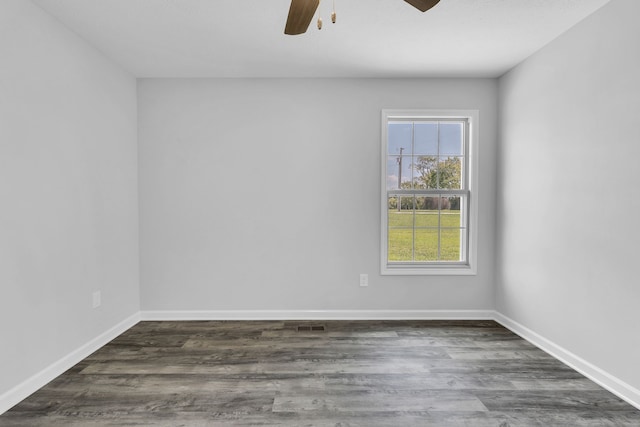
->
<box><xmin>381</xmin><ymin>110</ymin><xmax>478</xmax><ymax>275</ymax></box>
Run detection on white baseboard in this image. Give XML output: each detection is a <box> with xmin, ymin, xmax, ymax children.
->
<box><xmin>140</xmin><ymin>309</ymin><xmax>495</xmax><ymax>321</ymax></box>
<box><xmin>494</xmin><ymin>311</ymin><xmax>640</xmax><ymax>411</ymax></box>
<box><xmin>0</xmin><ymin>312</ymin><xmax>141</xmax><ymax>415</ymax></box>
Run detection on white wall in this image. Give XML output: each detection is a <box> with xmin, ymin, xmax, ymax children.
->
<box><xmin>497</xmin><ymin>0</ymin><xmax>640</xmax><ymax>393</ymax></box>
<box><xmin>138</xmin><ymin>78</ymin><xmax>498</xmax><ymax>313</ymax></box>
<box><xmin>0</xmin><ymin>0</ymin><xmax>139</xmax><ymax>398</ymax></box>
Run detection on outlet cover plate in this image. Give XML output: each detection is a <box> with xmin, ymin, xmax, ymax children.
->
<box><xmin>92</xmin><ymin>291</ymin><xmax>101</xmax><ymax>308</ymax></box>
<box><xmin>359</xmin><ymin>274</ymin><xmax>368</xmax><ymax>287</ymax></box>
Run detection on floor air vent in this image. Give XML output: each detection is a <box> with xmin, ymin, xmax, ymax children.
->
<box><xmin>296</xmin><ymin>325</ymin><xmax>326</xmax><ymax>332</ymax></box>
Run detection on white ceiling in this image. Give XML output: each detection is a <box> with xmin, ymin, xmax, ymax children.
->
<box><xmin>31</xmin><ymin>0</ymin><xmax>611</xmax><ymax>78</ymax></box>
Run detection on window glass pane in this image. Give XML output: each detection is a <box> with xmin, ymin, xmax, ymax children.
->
<box><xmin>414</xmin><ymin>122</ymin><xmax>438</xmax><ymax>155</ymax></box>
<box><xmin>388</xmin><ymin>122</ymin><xmax>412</xmax><ymax>156</ymax></box>
<box><xmin>441</xmin><ymin>196</ymin><xmax>462</xmax><ymax>227</ymax></box>
<box><xmin>414</xmin><ymin>196</ymin><xmax>439</xmax><ymax>262</ymax></box>
<box><xmin>440</xmin><ymin>228</ymin><xmax>463</xmax><ymax>261</ymax></box>
<box><xmin>414</xmin><ymin>229</ymin><xmax>439</xmax><ymax>262</ymax></box>
<box><xmin>388</xmin><ymin>228</ymin><xmax>414</xmax><ymax>261</ymax></box>
<box><xmin>386</xmin><ymin>158</ymin><xmax>397</xmax><ymax>190</ymax></box>
<box><xmin>437</xmin><ymin>157</ymin><xmax>463</xmax><ymax>189</ymax></box>
<box><xmin>398</xmin><ymin>195</ymin><xmax>415</xmax><ymax>213</ymax></box>
<box><xmin>388</xmin><ymin>196</ymin><xmax>414</xmax><ymax>226</ymax></box>
<box><xmin>415</xmin><ymin>197</ymin><xmax>440</xmax><ymax>228</ymax></box>
<box><xmin>388</xmin><ymin>196</ymin><xmax>414</xmax><ymax>262</ymax></box>
<box><xmin>387</xmin><ymin>195</ymin><xmax>398</xmax><ymax>210</ymax></box>
<box><xmin>387</xmin><ymin>156</ymin><xmax>413</xmax><ymax>190</ymax></box>
<box><xmin>412</xmin><ymin>155</ymin><xmax>438</xmax><ymax>189</ymax></box>
<box><xmin>439</xmin><ymin>122</ymin><xmax>464</xmax><ymax>156</ymax></box>
<box><xmin>416</xmin><ymin>196</ymin><xmax>439</xmax><ymax>214</ymax></box>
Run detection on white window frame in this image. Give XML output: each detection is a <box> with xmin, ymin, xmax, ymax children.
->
<box><xmin>381</xmin><ymin>109</ymin><xmax>479</xmax><ymax>276</ymax></box>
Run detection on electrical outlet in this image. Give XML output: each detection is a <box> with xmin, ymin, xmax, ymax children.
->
<box><xmin>359</xmin><ymin>274</ymin><xmax>368</xmax><ymax>287</ymax></box>
<box><xmin>92</xmin><ymin>291</ymin><xmax>101</xmax><ymax>308</ymax></box>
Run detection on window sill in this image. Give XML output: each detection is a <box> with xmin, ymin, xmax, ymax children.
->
<box><xmin>381</xmin><ymin>264</ymin><xmax>477</xmax><ymax>276</ymax></box>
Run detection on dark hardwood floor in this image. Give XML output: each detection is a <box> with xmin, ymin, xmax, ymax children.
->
<box><xmin>2</xmin><ymin>320</ymin><xmax>639</xmax><ymax>426</ymax></box>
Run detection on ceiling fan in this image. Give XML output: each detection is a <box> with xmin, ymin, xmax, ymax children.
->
<box><xmin>284</xmin><ymin>0</ymin><xmax>440</xmax><ymax>35</ymax></box>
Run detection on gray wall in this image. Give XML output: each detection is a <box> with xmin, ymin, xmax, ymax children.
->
<box><xmin>0</xmin><ymin>0</ymin><xmax>139</xmax><ymax>396</ymax></box>
<box><xmin>138</xmin><ymin>78</ymin><xmax>498</xmax><ymax>312</ymax></box>
<box><xmin>497</xmin><ymin>0</ymin><xmax>640</xmax><ymax>391</ymax></box>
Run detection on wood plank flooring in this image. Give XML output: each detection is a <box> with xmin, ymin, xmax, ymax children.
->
<box><xmin>2</xmin><ymin>320</ymin><xmax>639</xmax><ymax>426</ymax></box>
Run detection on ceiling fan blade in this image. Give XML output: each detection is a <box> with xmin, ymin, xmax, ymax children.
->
<box><xmin>284</xmin><ymin>0</ymin><xmax>320</xmax><ymax>35</ymax></box>
<box><xmin>404</xmin><ymin>0</ymin><xmax>440</xmax><ymax>12</ymax></box>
